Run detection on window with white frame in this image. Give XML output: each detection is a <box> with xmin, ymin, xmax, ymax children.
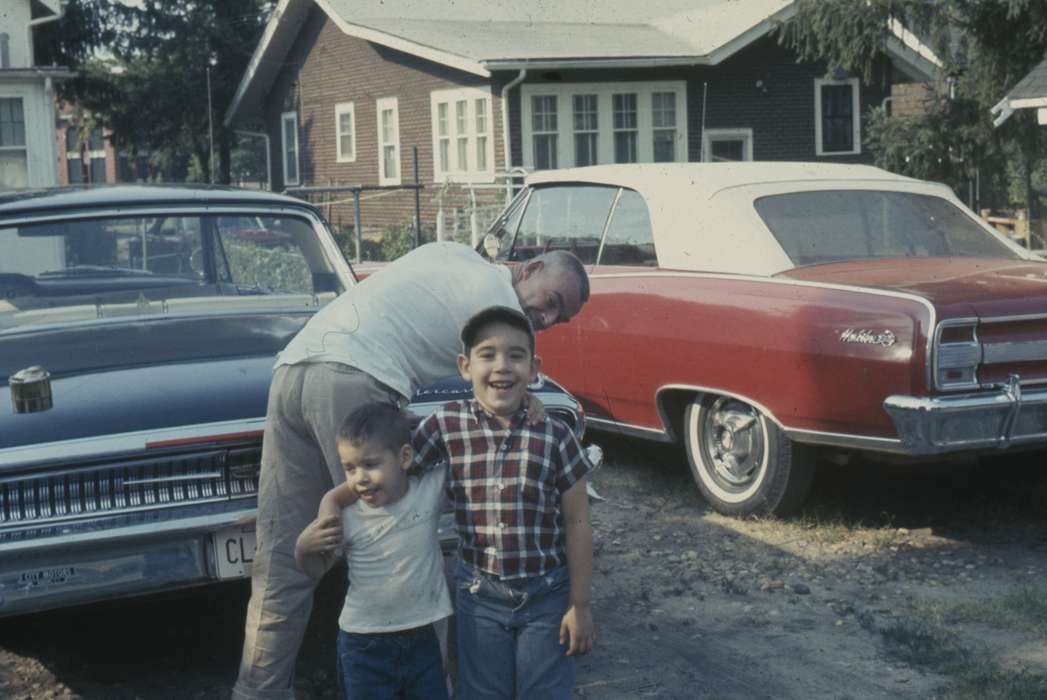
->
<box><xmin>531</xmin><ymin>95</ymin><xmax>559</xmax><ymax>170</ymax></box>
<box><xmin>430</xmin><ymin>88</ymin><xmax>495</xmax><ymax>183</ymax></box>
<box><xmin>281</xmin><ymin>111</ymin><xmax>299</xmax><ymax>186</ymax></box>
<box><xmin>335</xmin><ymin>102</ymin><xmax>355</xmax><ymax>163</ymax></box>
<box><xmin>0</xmin><ymin>97</ymin><xmax>28</xmax><ymax>189</ymax></box>
<box><xmin>376</xmin><ymin>97</ymin><xmax>400</xmax><ymax>185</ymax></box>
<box><xmin>701</xmin><ymin>128</ymin><xmax>753</xmax><ymax>162</ymax></box>
<box><xmin>521</xmin><ymin>82</ymin><xmax>686</xmax><ymax>170</ymax></box>
<box><xmin>612</xmin><ymin>93</ymin><xmax>638</xmax><ymax>163</ymax></box>
<box><xmin>64</xmin><ymin>124</ymin><xmax>108</xmax><ymax>184</ymax></box>
<box><xmin>572</xmin><ymin>94</ymin><xmax>598</xmax><ymax>167</ymax></box>
<box><xmin>815</xmin><ymin>78</ymin><xmax>861</xmax><ymax>156</ymax></box>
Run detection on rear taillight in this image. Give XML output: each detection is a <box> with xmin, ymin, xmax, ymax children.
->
<box><xmin>934</xmin><ymin>320</ymin><xmax>980</xmax><ymax>390</ymax></box>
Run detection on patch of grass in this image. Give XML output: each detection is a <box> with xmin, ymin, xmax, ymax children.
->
<box><xmin>881</xmin><ymin>616</ymin><xmax>1047</xmax><ymax>700</ymax></box>
<box><xmin>944</xmin><ymin>586</ymin><xmax>1047</xmax><ymax>638</ymax></box>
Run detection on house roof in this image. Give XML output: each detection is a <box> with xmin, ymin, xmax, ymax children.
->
<box><xmin>226</xmin><ymin>0</ymin><xmax>941</xmax><ymax>127</ymax></box>
<box><xmin>990</xmin><ymin>56</ymin><xmax>1047</xmax><ymax>127</ymax></box>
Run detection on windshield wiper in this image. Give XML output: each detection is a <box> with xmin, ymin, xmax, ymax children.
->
<box><xmin>38</xmin><ymin>265</ymin><xmax>156</xmax><ymax>277</ymax></box>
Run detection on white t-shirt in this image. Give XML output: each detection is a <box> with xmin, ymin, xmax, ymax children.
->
<box><xmin>276</xmin><ymin>242</ymin><xmax>521</xmax><ymax>400</ymax></box>
<box><xmin>337</xmin><ymin>467</ymin><xmax>453</xmax><ymax>633</ymax></box>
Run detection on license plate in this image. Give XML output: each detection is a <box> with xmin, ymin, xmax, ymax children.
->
<box><xmin>213</xmin><ymin>525</ymin><xmax>256</xmax><ymax>579</ymax></box>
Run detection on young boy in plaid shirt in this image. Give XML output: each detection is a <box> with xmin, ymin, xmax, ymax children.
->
<box><xmin>414</xmin><ymin>305</ymin><xmax>595</xmax><ymax>698</ymax></box>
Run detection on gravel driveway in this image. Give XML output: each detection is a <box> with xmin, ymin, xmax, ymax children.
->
<box><xmin>2</xmin><ymin>436</ymin><xmax>1045</xmax><ymax>699</ymax></box>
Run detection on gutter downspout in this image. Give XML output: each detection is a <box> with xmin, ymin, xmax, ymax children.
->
<box><xmin>27</xmin><ymin>3</ymin><xmax>66</xmax><ymax>68</ymax></box>
<box><xmin>500</xmin><ymin>69</ymin><xmax>527</xmax><ymax>202</ymax></box>
<box><xmin>234</xmin><ymin>130</ymin><xmax>272</xmax><ymax>191</ymax></box>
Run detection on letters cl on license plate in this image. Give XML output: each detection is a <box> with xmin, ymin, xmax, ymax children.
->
<box><xmin>214</xmin><ymin>525</ymin><xmax>256</xmax><ymax>579</ymax></box>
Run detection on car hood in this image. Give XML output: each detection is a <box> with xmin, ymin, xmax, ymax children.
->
<box><xmin>777</xmin><ymin>257</ymin><xmax>1047</xmax><ymax>318</ymax></box>
<box><xmin>0</xmin><ymin>314</ymin><xmax>310</xmax><ymax>450</ymax></box>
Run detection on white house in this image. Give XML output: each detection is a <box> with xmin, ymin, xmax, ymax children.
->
<box><xmin>0</xmin><ymin>0</ymin><xmax>71</xmax><ymax>189</ymax></box>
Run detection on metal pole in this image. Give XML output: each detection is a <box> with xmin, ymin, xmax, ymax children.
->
<box><xmin>206</xmin><ymin>65</ymin><xmax>215</xmax><ymax>184</ymax></box>
<box><xmin>413</xmin><ymin>145</ymin><xmax>421</xmax><ymax>248</ymax></box>
<box><xmin>353</xmin><ymin>189</ymin><xmax>362</xmax><ymax>262</ymax></box>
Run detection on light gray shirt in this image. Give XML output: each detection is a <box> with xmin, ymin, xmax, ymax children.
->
<box><xmin>337</xmin><ymin>467</ymin><xmax>453</xmax><ymax>633</ymax></box>
<box><xmin>276</xmin><ymin>242</ymin><xmax>520</xmax><ymax>399</ymax></box>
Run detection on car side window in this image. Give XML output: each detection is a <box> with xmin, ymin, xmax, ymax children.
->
<box><xmin>510</xmin><ymin>185</ymin><xmax>617</xmax><ymax>264</ymax></box>
<box><xmin>214</xmin><ymin>216</ymin><xmax>317</xmax><ymax>294</ymax></box>
<box><xmin>598</xmin><ymin>188</ymin><xmax>657</xmax><ymax>266</ymax></box>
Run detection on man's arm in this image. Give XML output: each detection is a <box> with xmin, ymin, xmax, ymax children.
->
<box><xmin>559</xmin><ymin>477</ymin><xmax>594</xmax><ymax>656</ymax></box>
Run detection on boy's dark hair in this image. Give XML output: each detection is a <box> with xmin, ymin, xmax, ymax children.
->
<box><xmin>461</xmin><ymin>306</ymin><xmax>535</xmax><ymax>355</ymax></box>
<box><xmin>336</xmin><ymin>403</ymin><xmax>411</xmax><ymax>452</ymax></box>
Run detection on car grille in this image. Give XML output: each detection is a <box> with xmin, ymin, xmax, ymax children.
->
<box><xmin>0</xmin><ymin>446</ymin><xmax>260</xmax><ymax>537</ymax></box>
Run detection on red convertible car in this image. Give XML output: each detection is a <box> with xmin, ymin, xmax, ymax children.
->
<box><xmin>482</xmin><ymin>162</ymin><xmax>1047</xmax><ymax>516</ymax></box>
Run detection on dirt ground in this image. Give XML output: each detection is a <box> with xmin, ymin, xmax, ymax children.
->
<box><xmin>1</xmin><ymin>434</ymin><xmax>1045</xmax><ymax>699</ymax></box>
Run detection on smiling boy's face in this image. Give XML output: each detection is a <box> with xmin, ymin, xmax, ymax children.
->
<box><xmin>458</xmin><ymin>320</ymin><xmax>540</xmax><ymax>425</ymax></box>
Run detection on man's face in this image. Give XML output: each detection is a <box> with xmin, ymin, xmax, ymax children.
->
<box><xmin>338</xmin><ymin>438</ymin><xmax>412</xmax><ymax>508</ymax></box>
<box><xmin>458</xmin><ymin>321</ymin><xmax>540</xmax><ymax>424</ymax></box>
<box><xmin>513</xmin><ymin>261</ymin><xmax>584</xmax><ymax>331</ymax></box>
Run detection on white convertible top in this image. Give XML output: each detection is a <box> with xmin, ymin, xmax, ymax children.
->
<box><xmin>525</xmin><ymin>163</ymin><xmax>962</xmax><ymax>275</ymax></box>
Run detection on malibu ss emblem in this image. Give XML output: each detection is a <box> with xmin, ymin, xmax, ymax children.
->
<box><xmin>839</xmin><ymin>328</ymin><xmax>897</xmax><ymax>347</ymax></box>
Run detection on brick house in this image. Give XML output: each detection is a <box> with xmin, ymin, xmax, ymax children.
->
<box><xmin>224</xmin><ymin>0</ymin><xmax>939</xmax><ymax>239</ymax></box>
<box><xmin>53</xmin><ymin>102</ymin><xmax>154</xmax><ymax>186</ymax></box>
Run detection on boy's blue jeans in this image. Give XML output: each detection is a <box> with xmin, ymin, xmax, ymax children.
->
<box><xmin>335</xmin><ymin>623</ymin><xmax>448</xmax><ymax>700</ymax></box>
<box><xmin>455</xmin><ymin>560</ymin><xmax>574</xmax><ymax>699</ymax></box>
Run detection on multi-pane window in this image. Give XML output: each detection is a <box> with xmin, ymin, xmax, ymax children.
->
<box><xmin>455</xmin><ymin>100</ymin><xmax>468</xmax><ymax>171</ymax></box>
<box><xmin>430</xmin><ymin>88</ymin><xmax>494</xmax><ymax>182</ymax></box>
<box><xmin>651</xmin><ymin>92</ymin><xmax>677</xmax><ymax>162</ymax></box>
<box><xmin>335</xmin><ymin>102</ymin><xmax>355</xmax><ymax>162</ymax></box>
<box><xmin>522</xmin><ymin>83</ymin><xmax>684</xmax><ymax>170</ymax></box>
<box><xmin>376</xmin><ymin>97</ymin><xmax>400</xmax><ymax>185</ymax></box>
<box><xmin>815</xmin><ymin>78</ymin><xmax>860</xmax><ymax>155</ymax></box>
<box><xmin>437</xmin><ymin>102</ymin><xmax>450</xmax><ymax>173</ymax></box>
<box><xmin>612</xmin><ymin>94</ymin><xmax>638</xmax><ymax>163</ymax></box>
<box><xmin>532</xmin><ymin>95</ymin><xmax>558</xmax><ymax>170</ymax></box>
<box><xmin>573</xmin><ymin>95</ymin><xmax>598</xmax><ymax>167</ymax></box>
<box><xmin>281</xmin><ymin>111</ymin><xmax>299</xmax><ymax>186</ymax></box>
<box><xmin>475</xmin><ymin>98</ymin><xmax>488</xmax><ymax>172</ymax></box>
<box><xmin>0</xmin><ymin>97</ymin><xmax>28</xmax><ymax>189</ymax></box>
<box><xmin>63</xmin><ymin>123</ymin><xmax>109</xmax><ymax>184</ymax></box>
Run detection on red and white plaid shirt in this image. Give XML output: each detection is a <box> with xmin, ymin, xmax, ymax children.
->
<box><xmin>413</xmin><ymin>400</ymin><xmax>592</xmax><ymax>580</ymax></box>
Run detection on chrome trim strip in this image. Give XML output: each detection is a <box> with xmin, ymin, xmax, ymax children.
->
<box><xmin>783</xmin><ymin>428</ymin><xmax>906</xmax><ymax>453</ymax></box>
<box><xmin>121</xmin><ymin>473</ymin><xmax>225</xmax><ymax>486</ymax></box>
<box><xmin>0</xmin><ymin>508</ymin><xmax>256</xmax><ymax>555</ymax></box>
<box><xmin>653</xmin><ymin>383</ymin><xmax>789</xmax><ymax>442</ymax></box>
<box><xmin>0</xmin><ymin>417</ymin><xmax>266</xmax><ymax>468</ymax></box>
<box><xmin>590</xmin><ymin>271</ymin><xmax>938</xmax><ymax>396</ymax></box>
<box><xmin>983</xmin><ymin>339</ymin><xmax>1047</xmax><ymax>364</ymax></box>
<box><xmin>978</xmin><ymin>311</ymin><xmax>1047</xmax><ymax>324</ymax></box>
<box><xmin>586</xmin><ymin>417</ymin><xmax>673</xmax><ymax>443</ymax></box>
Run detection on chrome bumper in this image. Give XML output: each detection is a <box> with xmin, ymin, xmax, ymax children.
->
<box><xmin>884</xmin><ymin>377</ymin><xmax>1047</xmax><ymax>455</ymax></box>
<box><xmin>0</xmin><ymin>504</ymin><xmax>255</xmax><ymax>618</ymax></box>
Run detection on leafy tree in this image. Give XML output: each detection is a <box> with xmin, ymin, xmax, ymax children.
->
<box><xmin>777</xmin><ymin>0</ymin><xmax>1047</xmax><ymax>212</ymax></box>
<box><xmin>37</xmin><ymin>1</ymin><xmax>273</xmax><ymax>184</ymax></box>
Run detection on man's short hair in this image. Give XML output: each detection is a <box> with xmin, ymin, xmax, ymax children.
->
<box><xmin>461</xmin><ymin>305</ymin><xmax>535</xmax><ymax>355</ymax></box>
<box><xmin>542</xmin><ymin>250</ymin><xmax>590</xmax><ymax>304</ymax></box>
<box><xmin>336</xmin><ymin>403</ymin><xmax>411</xmax><ymax>452</ymax></box>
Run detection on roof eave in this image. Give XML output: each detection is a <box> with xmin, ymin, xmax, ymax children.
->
<box><xmin>224</xmin><ymin>0</ymin><xmax>310</xmax><ymax>128</ymax></box>
<box><xmin>484</xmin><ymin>56</ymin><xmax>711</xmax><ymax>71</ymax></box>
<box><xmin>315</xmin><ymin>0</ymin><xmax>490</xmax><ymax>78</ymax></box>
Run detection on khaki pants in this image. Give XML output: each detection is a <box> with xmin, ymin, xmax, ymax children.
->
<box><xmin>233</xmin><ymin>363</ymin><xmax>402</xmax><ymax>700</ymax></box>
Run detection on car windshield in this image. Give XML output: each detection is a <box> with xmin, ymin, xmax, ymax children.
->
<box><xmin>0</xmin><ymin>213</ymin><xmax>345</xmax><ymax>325</ymax></box>
<box><xmin>754</xmin><ymin>190</ymin><xmax>1020</xmax><ymax>266</ymax></box>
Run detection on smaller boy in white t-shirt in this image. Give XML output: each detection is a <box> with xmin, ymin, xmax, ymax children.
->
<box><xmin>295</xmin><ymin>402</ymin><xmax>451</xmax><ymax>700</ymax></box>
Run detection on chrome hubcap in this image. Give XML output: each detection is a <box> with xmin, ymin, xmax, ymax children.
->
<box><xmin>701</xmin><ymin>398</ymin><xmax>765</xmax><ymax>488</ymax></box>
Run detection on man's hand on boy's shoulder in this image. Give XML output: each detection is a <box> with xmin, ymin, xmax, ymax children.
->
<box><xmin>524</xmin><ymin>393</ymin><xmax>546</xmax><ymax>425</ymax></box>
<box><xmin>295</xmin><ymin>515</ymin><xmax>343</xmax><ymax>558</ymax></box>
<box><xmin>559</xmin><ymin>603</ymin><xmax>594</xmax><ymax>656</ymax></box>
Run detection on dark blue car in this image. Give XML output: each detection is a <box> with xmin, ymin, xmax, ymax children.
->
<box><xmin>0</xmin><ymin>186</ymin><xmax>587</xmax><ymax>617</ymax></box>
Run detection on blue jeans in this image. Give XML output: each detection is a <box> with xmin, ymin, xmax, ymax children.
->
<box><xmin>335</xmin><ymin>624</ymin><xmax>448</xmax><ymax>700</ymax></box>
<box><xmin>454</xmin><ymin>561</ymin><xmax>574</xmax><ymax>699</ymax></box>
